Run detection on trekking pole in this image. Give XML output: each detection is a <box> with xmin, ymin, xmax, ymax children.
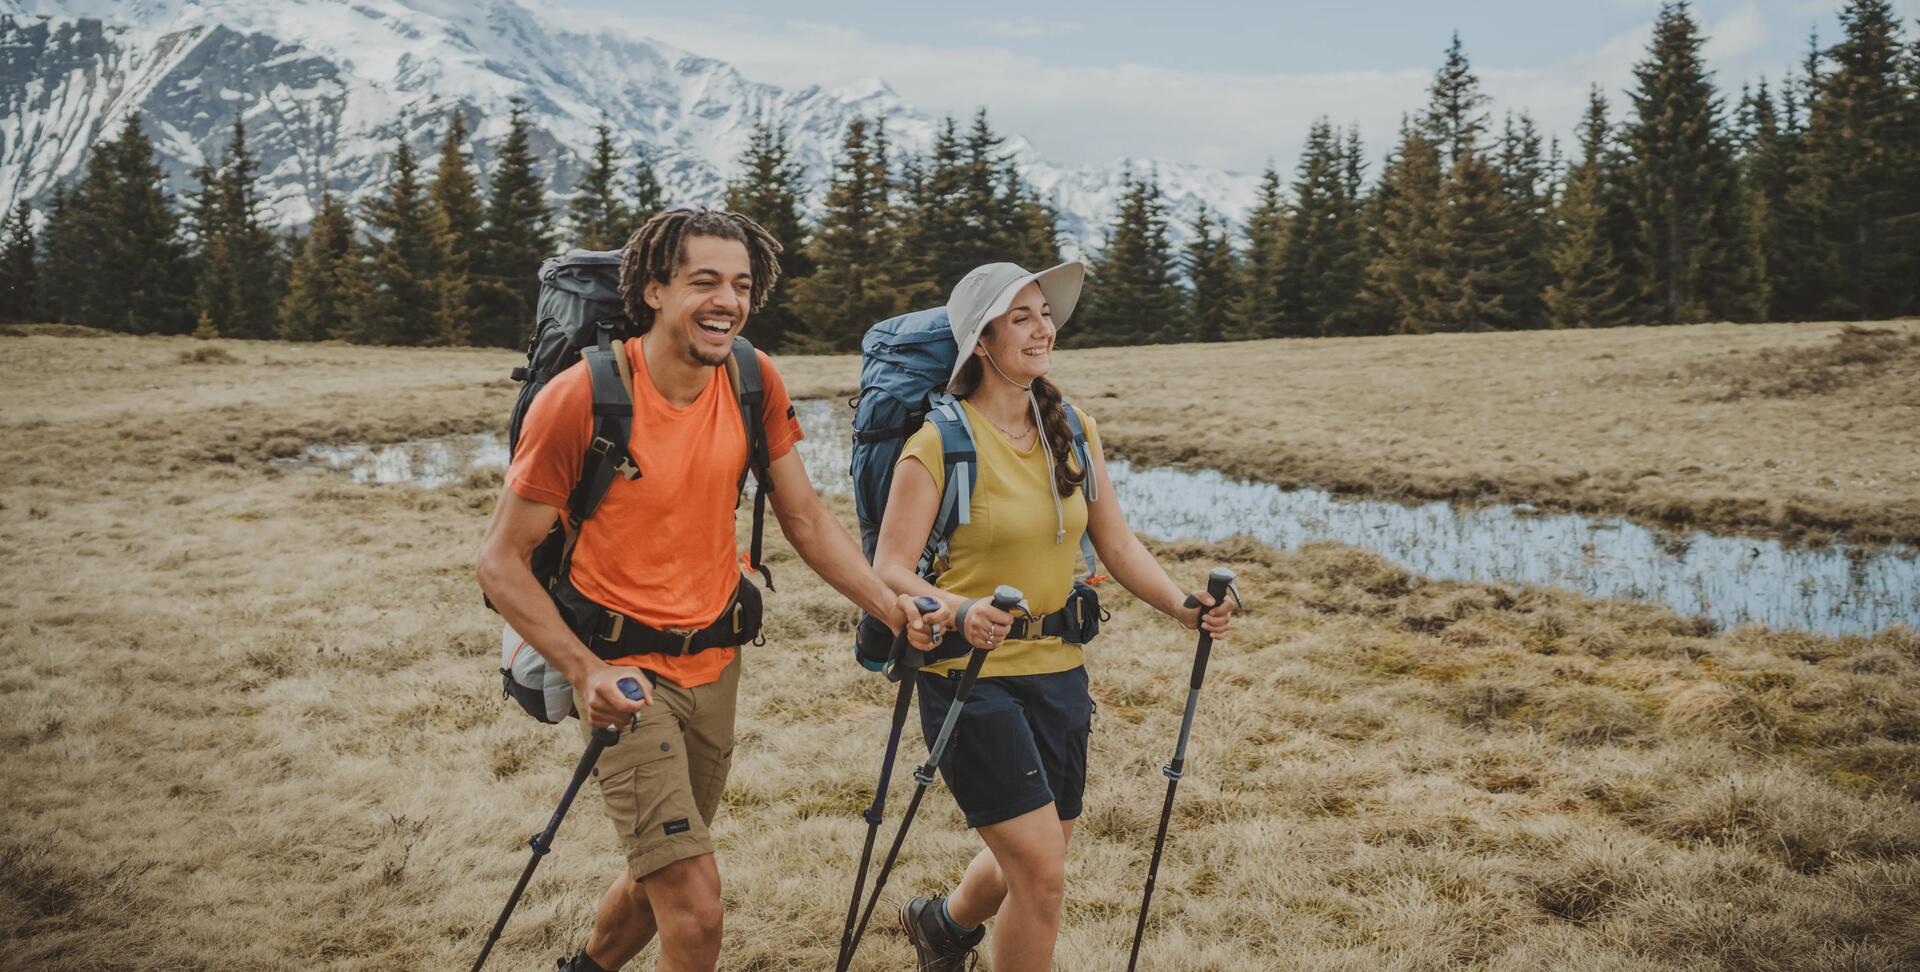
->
<box><xmin>837</xmin><ymin>585</ymin><xmax>1027</xmax><ymax>972</ymax></box>
<box><xmin>834</xmin><ymin>595</ymin><xmax>943</xmax><ymax>971</ymax></box>
<box><xmin>1126</xmin><ymin>568</ymin><xmax>1238</xmax><ymax>972</ymax></box>
<box><xmin>470</xmin><ymin>676</ymin><xmax>646</xmax><ymax>972</ymax></box>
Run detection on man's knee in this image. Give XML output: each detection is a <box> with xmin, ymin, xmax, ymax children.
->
<box><xmin>641</xmin><ymin>854</ymin><xmax>724</xmax><ymax>941</ymax></box>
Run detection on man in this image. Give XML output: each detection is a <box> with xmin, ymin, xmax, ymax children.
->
<box><xmin>476</xmin><ymin>209</ymin><xmax>930</xmax><ymax>972</ymax></box>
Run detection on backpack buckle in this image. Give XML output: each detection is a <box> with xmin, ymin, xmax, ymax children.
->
<box><xmin>602</xmin><ymin>612</ymin><xmax>625</xmax><ymax>642</ymax></box>
<box><xmin>667</xmin><ymin>627</ymin><xmax>697</xmax><ymax>654</ymax></box>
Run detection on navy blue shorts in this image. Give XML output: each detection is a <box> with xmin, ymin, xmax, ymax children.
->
<box><xmin>916</xmin><ymin>666</ymin><xmax>1094</xmax><ymax>829</ymax></box>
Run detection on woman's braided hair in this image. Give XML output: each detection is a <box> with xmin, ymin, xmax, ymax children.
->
<box><xmin>617</xmin><ymin>208</ymin><xmax>784</xmax><ymax>333</ymax></box>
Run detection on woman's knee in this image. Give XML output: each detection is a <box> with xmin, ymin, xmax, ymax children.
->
<box><xmin>1013</xmin><ymin>858</ymin><xmax>1065</xmax><ymax>909</ymax></box>
<box><xmin>994</xmin><ymin>838</ymin><xmax>1066</xmax><ymax>908</ymax></box>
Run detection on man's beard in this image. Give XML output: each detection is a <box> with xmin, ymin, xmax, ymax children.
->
<box><xmin>684</xmin><ymin>333</ymin><xmax>733</xmax><ymax>367</ymax></box>
<box><xmin>683</xmin><ymin>315</ymin><xmax>738</xmax><ymax>367</ymax></box>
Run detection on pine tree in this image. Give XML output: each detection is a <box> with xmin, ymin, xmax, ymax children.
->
<box><xmin>898</xmin><ymin>118</ymin><xmax>971</xmax><ymax>302</ymax></box>
<box><xmin>184</xmin><ymin>159</ymin><xmax>223</xmax><ymax>321</ymax></box>
<box><xmin>1425</xmin><ymin>144</ymin><xmax>1518</xmax><ymax>331</ymax></box>
<box><xmin>630</xmin><ymin>143</ymin><xmax>667</xmax><ymax>229</ymax></box>
<box><xmin>1738</xmin><ymin>79</ymin><xmax>1822</xmax><ymax>319</ymax></box>
<box><xmin>277</xmin><ymin>192</ymin><xmax>358</xmax><ymax>340</ymax></box>
<box><xmin>725</xmin><ymin>119</ymin><xmax>813</xmax><ymax>350</ymax></box>
<box><xmin>568</xmin><ymin>123</ymin><xmax>633</xmax><ymax>250</ymax></box>
<box><xmin>1075</xmin><ymin>172</ymin><xmax>1178</xmax><ymax>347</ymax></box>
<box><xmin>35</xmin><ymin>184</ymin><xmax>79</xmax><ymax>323</ymax></box>
<box><xmin>66</xmin><ymin>114</ymin><xmax>194</xmax><ymax>332</ymax></box>
<box><xmin>1</xmin><ymin>200</ymin><xmax>36</xmax><ymax>322</ymax></box>
<box><xmin>192</xmin><ymin>115</ymin><xmax>281</xmax><ymax>338</ymax></box>
<box><xmin>788</xmin><ymin>116</ymin><xmax>904</xmax><ymax>351</ymax></box>
<box><xmin>1544</xmin><ymin>90</ymin><xmax>1633</xmax><ymax>327</ymax></box>
<box><xmin>1179</xmin><ymin>206</ymin><xmax>1239</xmax><ymax>342</ymax></box>
<box><xmin>1621</xmin><ymin>1</ymin><xmax>1768</xmax><ymax>323</ymax></box>
<box><xmin>1363</xmin><ymin>125</ymin><xmax>1446</xmax><ymax>333</ymax></box>
<box><xmin>1230</xmin><ymin>166</ymin><xmax>1286</xmax><ymax>338</ymax></box>
<box><xmin>1327</xmin><ymin>125</ymin><xmax>1378</xmax><ymax>336</ymax></box>
<box><xmin>1276</xmin><ymin>118</ymin><xmax>1368</xmax><ymax>337</ymax></box>
<box><xmin>1423</xmin><ymin>32</ymin><xmax>1491</xmax><ymax>168</ymax></box>
<box><xmin>475</xmin><ymin>101</ymin><xmax>555</xmax><ymax>347</ymax></box>
<box><xmin>1799</xmin><ymin>0</ymin><xmax>1918</xmax><ymax>318</ymax></box>
<box><xmin>353</xmin><ymin>134</ymin><xmax>442</xmax><ymax>345</ymax></box>
<box><xmin>1497</xmin><ymin>113</ymin><xmax>1553</xmax><ymax>328</ymax></box>
<box><xmin>426</xmin><ymin>111</ymin><xmax>483</xmax><ymax>346</ymax></box>
<box><xmin>431</xmin><ymin>109</ymin><xmax>486</xmax><ymax>278</ymax></box>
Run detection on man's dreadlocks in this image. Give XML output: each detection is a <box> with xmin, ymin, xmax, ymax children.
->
<box><xmin>617</xmin><ymin>208</ymin><xmax>784</xmax><ymax>333</ymax></box>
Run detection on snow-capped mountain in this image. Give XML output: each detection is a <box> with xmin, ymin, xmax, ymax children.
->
<box><xmin>0</xmin><ymin>0</ymin><xmax>1256</xmax><ymax>255</ymax></box>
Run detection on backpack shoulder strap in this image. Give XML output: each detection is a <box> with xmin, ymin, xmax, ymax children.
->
<box><xmin>1060</xmin><ymin>399</ymin><xmax>1102</xmax><ymax>581</ymax></box>
<box><xmin>570</xmin><ymin>337</ymin><xmax>636</xmax><ymax>529</ymax></box>
<box><xmin>919</xmin><ymin>397</ymin><xmax>979</xmax><ymax>577</ymax></box>
<box><xmin>726</xmin><ymin>336</ymin><xmax>776</xmax><ymax>590</ymax></box>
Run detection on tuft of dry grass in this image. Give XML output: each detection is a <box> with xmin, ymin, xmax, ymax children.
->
<box><xmin>177</xmin><ymin>344</ymin><xmax>242</xmax><ymax>365</ymax></box>
<box><xmin>3</xmin><ymin>331</ymin><xmax>1918</xmax><ymax>970</ymax></box>
<box><xmin>1685</xmin><ymin>324</ymin><xmax>1920</xmax><ymax>401</ymax></box>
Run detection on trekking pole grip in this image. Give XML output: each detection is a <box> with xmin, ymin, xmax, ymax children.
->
<box><xmin>1181</xmin><ymin>568</ymin><xmax>1236</xmax><ymax>681</ymax></box>
<box><xmin>990</xmin><ymin>584</ymin><xmax>1024</xmax><ymax>615</ymax></box>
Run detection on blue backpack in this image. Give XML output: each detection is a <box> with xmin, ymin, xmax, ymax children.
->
<box><xmin>849</xmin><ymin>307</ymin><xmax>1101</xmax><ymax>671</ymax></box>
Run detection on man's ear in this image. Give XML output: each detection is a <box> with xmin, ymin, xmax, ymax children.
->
<box><xmin>644</xmin><ymin>278</ymin><xmax>664</xmax><ymax>312</ymax></box>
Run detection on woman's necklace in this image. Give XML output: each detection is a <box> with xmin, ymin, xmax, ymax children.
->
<box><xmin>990</xmin><ymin>414</ymin><xmax>1035</xmax><ymax>444</ymax></box>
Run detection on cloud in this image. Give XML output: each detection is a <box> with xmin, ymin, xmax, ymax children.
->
<box><xmin>969</xmin><ymin>16</ymin><xmax>1087</xmax><ymax>39</ymax></box>
<box><xmin>559</xmin><ymin>7</ymin><xmax>1811</xmax><ymax>178</ymax></box>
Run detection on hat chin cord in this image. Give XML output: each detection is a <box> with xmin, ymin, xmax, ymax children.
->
<box><xmin>979</xmin><ymin>348</ymin><xmax>1067</xmax><ymax>545</ymax></box>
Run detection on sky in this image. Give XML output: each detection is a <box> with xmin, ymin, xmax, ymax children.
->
<box><xmin>549</xmin><ymin>0</ymin><xmax>1919</xmax><ymax>176</ymax></box>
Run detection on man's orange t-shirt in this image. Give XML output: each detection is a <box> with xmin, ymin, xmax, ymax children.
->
<box><xmin>506</xmin><ymin>335</ymin><xmax>802</xmax><ymax>687</ymax></box>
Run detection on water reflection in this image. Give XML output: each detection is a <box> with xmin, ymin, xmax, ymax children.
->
<box><xmin>296</xmin><ymin>433</ymin><xmax>508</xmax><ymax>487</ymax></box>
<box><xmin>289</xmin><ymin>401</ymin><xmax>1919</xmax><ymax>637</ymax></box>
<box><xmin>789</xmin><ymin>400</ymin><xmax>1920</xmax><ymax>637</ymax></box>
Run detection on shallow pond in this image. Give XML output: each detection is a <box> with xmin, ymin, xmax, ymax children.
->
<box><xmin>293</xmin><ymin>399</ymin><xmax>1920</xmax><ymax>637</ymax></box>
<box><xmin>292</xmin><ymin>433</ymin><xmax>509</xmax><ymax>488</ymax></box>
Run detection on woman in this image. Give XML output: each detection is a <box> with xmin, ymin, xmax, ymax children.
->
<box><xmin>874</xmin><ymin>260</ymin><xmax>1235</xmax><ymax>971</ymax></box>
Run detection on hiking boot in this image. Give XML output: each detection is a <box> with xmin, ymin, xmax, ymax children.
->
<box><xmin>553</xmin><ymin>952</ymin><xmax>610</xmax><ymax>972</ymax></box>
<box><xmin>900</xmin><ymin>895</ymin><xmax>983</xmax><ymax>971</ymax></box>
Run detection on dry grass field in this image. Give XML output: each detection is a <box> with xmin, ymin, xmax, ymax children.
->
<box><xmin>779</xmin><ymin>319</ymin><xmax>1920</xmax><ymax>548</ymax></box>
<box><xmin>3</xmin><ymin>324</ymin><xmax>1917</xmax><ymax>971</ymax></box>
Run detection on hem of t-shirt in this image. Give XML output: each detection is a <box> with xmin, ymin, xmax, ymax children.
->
<box><xmin>505</xmin><ymin>475</ymin><xmax>571</xmax><ymax>512</ymax></box>
<box><xmin>606</xmin><ymin>648</ymin><xmax>736</xmax><ymax>690</ymax></box>
<box><xmin>921</xmin><ymin>640</ymin><xmax>1084</xmax><ymax>679</ymax></box>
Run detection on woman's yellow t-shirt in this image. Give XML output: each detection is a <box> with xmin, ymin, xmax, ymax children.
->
<box><xmin>898</xmin><ymin>399</ymin><xmax>1098</xmax><ymax>678</ymax></box>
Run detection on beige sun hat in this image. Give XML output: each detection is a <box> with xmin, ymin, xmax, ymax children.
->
<box><xmin>945</xmin><ymin>260</ymin><xmax>1086</xmax><ymax>393</ymax></box>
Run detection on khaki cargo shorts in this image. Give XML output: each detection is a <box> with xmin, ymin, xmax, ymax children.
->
<box><xmin>575</xmin><ymin>654</ymin><xmax>741</xmax><ymax>880</ymax></box>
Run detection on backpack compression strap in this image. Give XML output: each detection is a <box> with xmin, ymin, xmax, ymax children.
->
<box><xmin>920</xmin><ymin>399</ymin><xmax>978</xmax><ymax>578</ymax></box>
<box><xmin>725</xmin><ymin>337</ymin><xmax>776</xmax><ymax>591</ymax></box>
<box><xmin>1060</xmin><ymin>403</ymin><xmax>1102</xmax><ymax>582</ymax></box>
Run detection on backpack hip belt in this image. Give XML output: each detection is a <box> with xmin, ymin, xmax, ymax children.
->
<box><xmin>552</xmin><ymin>572</ymin><xmax>765</xmax><ymax>660</ymax></box>
<box><xmin>1006</xmin><ymin>592</ymin><xmax>1101</xmax><ymax>644</ymax></box>
<box><xmin>920</xmin><ymin>581</ymin><xmax>1104</xmax><ymax>664</ymax></box>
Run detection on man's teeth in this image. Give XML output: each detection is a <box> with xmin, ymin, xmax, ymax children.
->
<box><xmin>698</xmin><ymin>320</ymin><xmax>732</xmax><ymax>334</ymax></box>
